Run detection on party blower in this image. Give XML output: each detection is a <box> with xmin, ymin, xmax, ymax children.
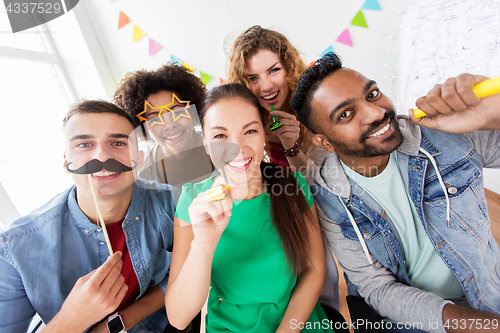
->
<box><xmin>269</xmin><ymin>106</ymin><xmax>282</xmax><ymax>131</ymax></box>
<box><xmin>413</xmin><ymin>76</ymin><xmax>500</xmax><ymax>118</ymax></box>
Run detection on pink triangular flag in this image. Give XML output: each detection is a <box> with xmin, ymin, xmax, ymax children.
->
<box><xmin>336</xmin><ymin>28</ymin><xmax>353</xmax><ymax>47</ymax></box>
<box><xmin>149</xmin><ymin>38</ymin><xmax>162</xmax><ymax>56</ymax></box>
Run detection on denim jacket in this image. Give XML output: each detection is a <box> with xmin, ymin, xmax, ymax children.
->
<box><xmin>312</xmin><ymin>117</ymin><xmax>500</xmax><ymax>332</ymax></box>
<box><xmin>0</xmin><ymin>181</ymin><xmax>177</xmax><ymax>333</ymax></box>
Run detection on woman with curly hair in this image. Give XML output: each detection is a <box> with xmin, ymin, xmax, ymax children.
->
<box><xmin>227</xmin><ymin>25</ymin><xmax>328</xmax><ymax>183</ymax></box>
<box><xmin>114</xmin><ymin>64</ymin><xmax>213</xmax><ymax>189</ymax></box>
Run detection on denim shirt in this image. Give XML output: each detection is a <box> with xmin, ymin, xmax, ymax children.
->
<box><xmin>0</xmin><ymin>181</ymin><xmax>177</xmax><ymax>333</ymax></box>
<box><xmin>312</xmin><ymin>118</ymin><xmax>500</xmax><ymax>322</ymax></box>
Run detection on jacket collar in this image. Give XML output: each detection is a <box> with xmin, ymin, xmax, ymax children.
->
<box><xmin>316</xmin><ymin>116</ymin><xmax>423</xmax><ymax>198</ymax></box>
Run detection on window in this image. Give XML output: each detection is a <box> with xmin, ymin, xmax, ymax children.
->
<box><xmin>0</xmin><ymin>7</ymin><xmax>109</xmax><ymax>224</ymax></box>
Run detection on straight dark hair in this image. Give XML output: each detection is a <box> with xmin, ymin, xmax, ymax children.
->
<box><xmin>199</xmin><ymin>83</ymin><xmax>313</xmax><ymax>276</ymax></box>
<box><xmin>62</xmin><ymin>100</ymin><xmax>135</xmax><ymax>128</ymax></box>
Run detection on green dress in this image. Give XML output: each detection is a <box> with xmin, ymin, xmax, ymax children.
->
<box><xmin>175</xmin><ymin>172</ymin><xmax>334</xmax><ymax>333</ymax></box>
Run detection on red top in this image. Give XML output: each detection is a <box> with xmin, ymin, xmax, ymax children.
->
<box><xmin>268</xmin><ymin>142</ymin><xmax>290</xmax><ymax>168</ymax></box>
<box><xmin>107</xmin><ymin>220</ymin><xmax>140</xmax><ymax>311</ymax></box>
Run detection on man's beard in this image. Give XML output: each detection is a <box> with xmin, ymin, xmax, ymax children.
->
<box><xmin>329</xmin><ymin>110</ymin><xmax>403</xmax><ymax>158</ymax></box>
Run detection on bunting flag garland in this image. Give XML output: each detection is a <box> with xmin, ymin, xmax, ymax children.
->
<box><xmin>182</xmin><ymin>62</ymin><xmax>195</xmax><ymax>73</ymax></box>
<box><xmin>362</xmin><ymin>0</ymin><xmax>382</xmax><ymax>11</ymax></box>
<box><xmin>351</xmin><ymin>10</ymin><xmax>368</xmax><ymax>28</ymax></box>
<box><xmin>171</xmin><ymin>55</ymin><xmax>182</xmax><ymax>65</ymax></box>
<box><xmin>321</xmin><ymin>46</ymin><xmax>334</xmax><ymax>57</ymax></box>
<box><xmin>132</xmin><ymin>25</ymin><xmax>146</xmax><ymax>42</ymax></box>
<box><xmin>318</xmin><ymin>2</ymin><xmax>382</xmax><ymax>53</ymax></box>
<box><xmin>116</xmin><ymin>10</ymin><xmax>225</xmax><ymax>85</ymax></box>
<box><xmin>336</xmin><ymin>29</ymin><xmax>353</xmax><ymax>47</ymax></box>
<box><xmin>200</xmin><ymin>72</ymin><xmax>213</xmax><ymax>85</ymax></box>
<box><xmin>118</xmin><ymin>11</ymin><xmax>131</xmax><ymax>29</ymax></box>
<box><xmin>148</xmin><ymin>38</ymin><xmax>162</xmax><ymax>56</ymax></box>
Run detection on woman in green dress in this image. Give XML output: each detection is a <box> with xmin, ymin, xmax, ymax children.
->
<box><xmin>165</xmin><ymin>83</ymin><xmax>334</xmax><ymax>332</ymax></box>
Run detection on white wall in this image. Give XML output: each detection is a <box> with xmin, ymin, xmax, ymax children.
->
<box><xmin>80</xmin><ymin>0</ymin><xmax>405</xmax><ymax>95</ymax></box>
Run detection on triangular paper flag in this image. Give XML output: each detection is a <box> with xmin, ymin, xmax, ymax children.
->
<box><xmin>132</xmin><ymin>25</ymin><xmax>146</xmax><ymax>42</ymax></box>
<box><xmin>182</xmin><ymin>62</ymin><xmax>194</xmax><ymax>73</ymax></box>
<box><xmin>321</xmin><ymin>46</ymin><xmax>334</xmax><ymax>57</ymax></box>
<box><xmin>148</xmin><ymin>38</ymin><xmax>162</xmax><ymax>56</ymax></box>
<box><xmin>336</xmin><ymin>29</ymin><xmax>353</xmax><ymax>47</ymax></box>
<box><xmin>307</xmin><ymin>60</ymin><xmax>316</xmax><ymax>67</ymax></box>
<box><xmin>171</xmin><ymin>55</ymin><xmax>182</xmax><ymax>65</ymax></box>
<box><xmin>200</xmin><ymin>72</ymin><xmax>213</xmax><ymax>85</ymax></box>
<box><xmin>351</xmin><ymin>10</ymin><xmax>368</xmax><ymax>28</ymax></box>
<box><xmin>220</xmin><ymin>78</ymin><xmax>227</xmax><ymax>85</ymax></box>
<box><xmin>362</xmin><ymin>0</ymin><xmax>382</xmax><ymax>10</ymax></box>
<box><xmin>118</xmin><ymin>11</ymin><xmax>131</xmax><ymax>29</ymax></box>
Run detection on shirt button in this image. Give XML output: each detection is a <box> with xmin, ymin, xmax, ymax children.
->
<box><xmin>218</xmin><ymin>298</ymin><xmax>223</xmax><ymax>301</ymax></box>
<box><xmin>84</xmin><ymin>230</ymin><xmax>89</xmax><ymax>234</ymax></box>
<box><xmin>135</xmin><ymin>216</ymin><xmax>139</xmax><ymax>221</ymax></box>
<box><xmin>100</xmin><ymin>242</ymin><xmax>105</xmax><ymax>245</ymax></box>
<box><xmin>97</xmin><ymin>228</ymin><xmax>102</xmax><ymax>232</ymax></box>
<box><xmin>447</xmin><ymin>187</ymin><xmax>457</xmax><ymax>194</ymax></box>
<box><xmin>363</xmin><ymin>232</ymin><xmax>371</xmax><ymax>239</ymax></box>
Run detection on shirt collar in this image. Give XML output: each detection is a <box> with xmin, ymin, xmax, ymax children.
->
<box><xmin>68</xmin><ymin>183</ymin><xmax>143</xmax><ymax>237</ymax></box>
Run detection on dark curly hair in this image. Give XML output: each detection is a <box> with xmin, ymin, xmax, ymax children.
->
<box><xmin>113</xmin><ymin>64</ymin><xmax>206</xmax><ymax>128</ymax></box>
<box><xmin>291</xmin><ymin>52</ymin><xmax>343</xmax><ymax>134</ymax></box>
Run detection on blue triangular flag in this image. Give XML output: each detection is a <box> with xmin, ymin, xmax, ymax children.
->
<box><xmin>321</xmin><ymin>46</ymin><xmax>334</xmax><ymax>57</ymax></box>
<box><xmin>171</xmin><ymin>55</ymin><xmax>182</xmax><ymax>65</ymax></box>
<box><xmin>362</xmin><ymin>0</ymin><xmax>382</xmax><ymax>10</ymax></box>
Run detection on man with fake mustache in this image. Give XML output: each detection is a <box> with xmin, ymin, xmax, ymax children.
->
<box><xmin>291</xmin><ymin>53</ymin><xmax>500</xmax><ymax>332</ymax></box>
<box><xmin>0</xmin><ymin>101</ymin><xmax>177</xmax><ymax>332</ymax></box>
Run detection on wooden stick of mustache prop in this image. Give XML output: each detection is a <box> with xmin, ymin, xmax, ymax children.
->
<box><xmin>87</xmin><ymin>174</ymin><xmax>114</xmax><ymax>255</ymax></box>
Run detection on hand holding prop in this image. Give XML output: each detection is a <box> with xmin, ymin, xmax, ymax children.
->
<box><xmin>414</xmin><ymin>76</ymin><xmax>500</xmax><ymax>118</ymax></box>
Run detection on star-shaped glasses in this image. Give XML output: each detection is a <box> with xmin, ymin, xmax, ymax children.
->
<box><xmin>136</xmin><ymin>93</ymin><xmax>192</xmax><ymax>130</ymax></box>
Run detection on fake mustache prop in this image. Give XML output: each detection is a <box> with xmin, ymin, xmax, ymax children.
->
<box><xmin>66</xmin><ymin>158</ymin><xmax>137</xmax><ymax>174</ymax></box>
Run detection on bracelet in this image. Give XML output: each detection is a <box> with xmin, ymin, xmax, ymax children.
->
<box><xmin>281</xmin><ymin>141</ymin><xmax>301</xmax><ymax>158</ymax></box>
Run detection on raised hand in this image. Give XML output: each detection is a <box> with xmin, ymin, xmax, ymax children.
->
<box><xmin>270</xmin><ymin>109</ymin><xmax>301</xmax><ymax>149</ymax></box>
<box><xmin>188</xmin><ymin>177</ymin><xmax>235</xmax><ymax>245</ymax></box>
<box><xmin>409</xmin><ymin>73</ymin><xmax>500</xmax><ymax>133</ymax></box>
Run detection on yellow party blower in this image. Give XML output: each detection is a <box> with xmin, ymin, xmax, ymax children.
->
<box><xmin>414</xmin><ymin>76</ymin><xmax>500</xmax><ymax>118</ymax></box>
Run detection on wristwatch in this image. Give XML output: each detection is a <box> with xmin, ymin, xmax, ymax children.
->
<box><xmin>106</xmin><ymin>312</ymin><xmax>125</xmax><ymax>333</ymax></box>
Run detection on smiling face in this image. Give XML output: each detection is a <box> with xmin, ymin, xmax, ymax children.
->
<box><xmin>246</xmin><ymin>49</ymin><xmax>289</xmax><ymax>111</ymax></box>
<box><xmin>63</xmin><ymin>112</ymin><xmax>142</xmax><ymax>201</ymax></box>
<box><xmin>310</xmin><ymin>69</ymin><xmax>402</xmax><ymax>164</ymax></box>
<box><xmin>202</xmin><ymin>97</ymin><xmax>265</xmax><ymax>189</ymax></box>
<box><xmin>145</xmin><ymin>90</ymin><xmax>196</xmax><ymax>152</ymax></box>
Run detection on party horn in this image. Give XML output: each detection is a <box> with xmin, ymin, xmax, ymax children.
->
<box><xmin>414</xmin><ymin>76</ymin><xmax>500</xmax><ymax>118</ymax></box>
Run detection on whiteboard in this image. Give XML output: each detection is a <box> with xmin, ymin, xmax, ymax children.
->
<box><xmin>398</xmin><ymin>0</ymin><xmax>500</xmax><ymax>113</ymax></box>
